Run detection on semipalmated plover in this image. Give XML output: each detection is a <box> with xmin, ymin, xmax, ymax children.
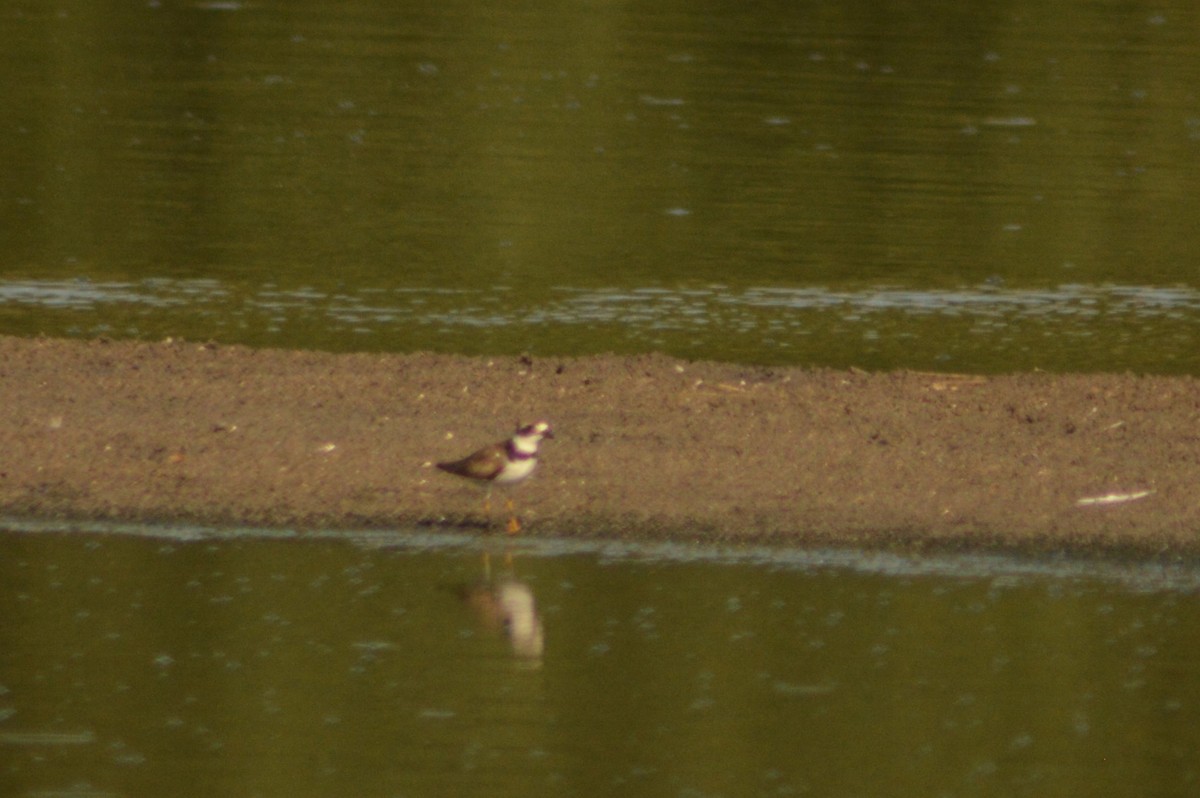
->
<box><xmin>437</xmin><ymin>420</ymin><xmax>554</xmax><ymax>533</ymax></box>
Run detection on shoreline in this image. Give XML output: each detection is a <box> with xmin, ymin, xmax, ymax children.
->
<box><xmin>2</xmin><ymin>335</ymin><xmax>1199</xmax><ymax>559</ymax></box>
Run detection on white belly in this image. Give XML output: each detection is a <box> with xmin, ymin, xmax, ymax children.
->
<box><xmin>494</xmin><ymin>457</ymin><xmax>537</xmax><ymax>484</ymax></box>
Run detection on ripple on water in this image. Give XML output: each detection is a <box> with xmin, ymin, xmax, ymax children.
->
<box><xmin>3</xmin><ymin>277</ymin><xmax>1200</xmax><ymax>370</ymax></box>
<box><xmin>3</xmin><ymin>516</ymin><xmax>1199</xmax><ymax>592</ymax></box>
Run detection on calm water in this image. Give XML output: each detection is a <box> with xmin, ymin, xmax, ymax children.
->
<box><xmin>4</xmin><ymin>5</ymin><xmax>1200</xmax><ymax>793</ymax></box>
<box><xmin>1</xmin><ymin>524</ymin><xmax>1199</xmax><ymax>798</ymax></box>
<box><xmin>3</xmin><ymin>0</ymin><xmax>1200</xmax><ymax>371</ymax></box>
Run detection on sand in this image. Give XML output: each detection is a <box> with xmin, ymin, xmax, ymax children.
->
<box><xmin>2</xmin><ymin>335</ymin><xmax>1199</xmax><ymax>558</ymax></box>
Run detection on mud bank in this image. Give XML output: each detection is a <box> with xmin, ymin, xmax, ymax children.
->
<box><xmin>2</xmin><ymin>336</ymin><xmax>1199</xmax><ymax>557</ymax></box>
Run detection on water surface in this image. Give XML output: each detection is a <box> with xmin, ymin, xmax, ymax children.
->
<box><xmin>2</xmin><ymin>524</ymin><xmax>1198</xmax><ymax>797</ymax></box>
<box><xmin>3</xmin><ymin>0</ymin><xmax>1199</xmax><ymax>371</ymax></box>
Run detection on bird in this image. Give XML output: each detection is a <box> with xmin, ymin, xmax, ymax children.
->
<box><xmin>436</xmin><ymin>420</ymin><xmax>554</xmax><ymax>534</ymax></box>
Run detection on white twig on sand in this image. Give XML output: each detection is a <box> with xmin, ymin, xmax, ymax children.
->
<box><xmin>1075</xmin><ymin>489</ymin><xmax>1153</xmax><ymax>507</ymax></box>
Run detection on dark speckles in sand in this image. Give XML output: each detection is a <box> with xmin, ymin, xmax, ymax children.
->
<box><xmin>2</xmin><ymin>336</ymin><xmax>1199</xmax><ymax>558</ymax></box>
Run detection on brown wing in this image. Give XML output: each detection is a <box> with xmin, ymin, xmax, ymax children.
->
<box><xmin>437</xmin><ymin>443</ymin><xmax>506</xmax><ymax>481</ymax></box>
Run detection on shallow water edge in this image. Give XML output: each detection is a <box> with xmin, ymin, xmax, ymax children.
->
<box><xmin>4</xmin><ymin>516</ymin><xmax>1200</xmax><ymax>594</ymax></box>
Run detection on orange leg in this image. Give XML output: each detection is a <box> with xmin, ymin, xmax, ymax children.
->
<box><xmin>482</xmin><ymin>486</ymin><xmax>494</xmax><ymax>528</ymax></box>
<box><xmin>504</xmin><ymin>496</ymin><xmax>520</xmax><ymax>534</ymax></box>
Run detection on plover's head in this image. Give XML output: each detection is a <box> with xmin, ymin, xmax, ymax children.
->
<box><xmin>515</xmin><ymin>420</ymin><xmax>554</xmax><ymax>441</ymax></box>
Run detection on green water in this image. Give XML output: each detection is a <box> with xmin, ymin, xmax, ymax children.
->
<box><xmin>5</xmin><ymin>7</ymin><xmax>1198</xmax><ymax>793</ymax></box>
<box><xmin>2</xmin><ymin>527</ymin><xmax>1199</xmax><ymax>797</ymax></box>
<box><xmin>3</xmin><ymin>0</ymin><xmax>1199</xmax><ymax>371</ymax></box>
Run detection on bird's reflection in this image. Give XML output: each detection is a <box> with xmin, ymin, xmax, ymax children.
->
<box><xmin>459</xmin><ymin>551</ymin><xmax>544</xmax><ymax>661</ymax></box>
